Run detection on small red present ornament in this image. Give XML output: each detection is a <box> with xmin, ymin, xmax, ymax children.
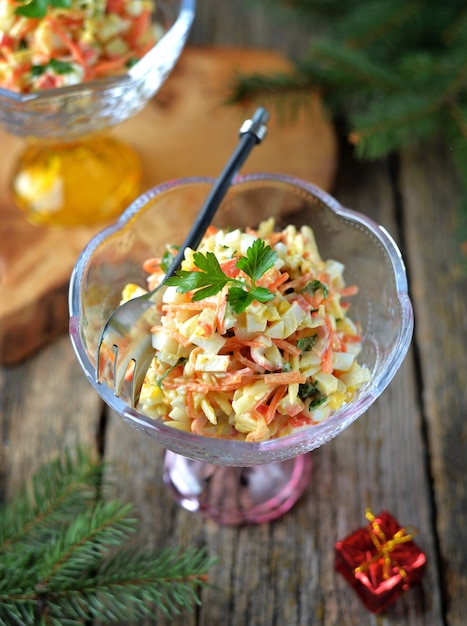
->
<box><xmin>335</xmin><ymin>509</ymin><xmax>426</xmax><ymax>613</ymax></box>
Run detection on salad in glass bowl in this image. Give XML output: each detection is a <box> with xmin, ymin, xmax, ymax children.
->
<box><xmin>132</xmin><ymin>217</ymin><xmax>372</xmax><ymax>444</ymax></box>
<box><xmin>0</xmin><ymin>0</ymin><xmax>195</xmax><ymax>226</ymax></box>
<box><xmin>69</xmin><ymin>173</ymin><xmax>413</xmax><ymax>524</ymax></box>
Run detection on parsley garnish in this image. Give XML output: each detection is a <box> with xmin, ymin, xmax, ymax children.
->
<box><xmin>161</xmin><ymin>246</ymin><xmax>179</xmax><ymax>272</ymax></box>
<box><xmin>15</xmin><ymin>0</ymin><xmax>71</xmax><ymax>18</ymax></box>
<box><xmin>303</xmin><ymin>279</ymin><xmax>329</xmax><ymax>299</ymax></box>
<box><xmin>166</xmin><ymin>238</ymin><xmax>277</xmax><ymax>314</ymax></box>
<box><xmin>31</xmin><ymin>59</ymin><xmax>74</xmax><ymax>77</ymax></box>
<box><xmin>156</xmin><ymin>359</ymin><xmax>187</xmax><ymax>389</ymax></box>
<box><xmin>296</xmin><ymin>334</ymin><xmax>318</xmax><ymax>351</ymax></box>
<box><xmin>298</xmin><ymin>381</ymin><xmax>327</xmax><ymax>407</ymax></box>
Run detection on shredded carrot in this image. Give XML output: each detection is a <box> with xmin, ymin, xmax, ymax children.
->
<box><xmin>278</xmin><ymin>272</ymin><xmax>314</xmax><ymax>294</ymax></box>
<box><xmin>288</xmin><ymin>414</ymin><xmax>313</xmax><ymax>429</ymax></box>
<box><xmin>46</xmin><ymin>16</ymin><xmax>88</xmax><ymax>68</ymax></box>
<box><xmin>265</xmin><ymin>385</ymin><xmax>287</xmax><ymax>424</ymax></box>
<box><xmin>126</xmin><ymin>8</ymin><xmax>151</xmax><ymax>48</ymax></box>
<box><xmin>272</xmin><ymin>338</ymin><xmax>301</xmax><ymax>356</ymax></box>
<box><xmin>343</xmin><ymin>333</ymin><xmax>362</xmax><ymax>343</ymax></box>
<box><xmin>234</xmin><ymin>348</ymin><xmax>265</xmax><ymax>373</ymax></box>
<box><xmin>267</xmin><ymin>271</ymin><xmax>290</xmax><ymax>291</ymax></box>
<box><xmin>321</xmin><ymin>316</ymin><xmax>334</xmax><ymax>374</ymax></box>
<box><xmin>263</xmin><ymin>371</ymin><xmax>306</xmax><ymax>385</ymax></box>
<box><xmin>340</xmin><ymin>285</ymin><xmax>359</xmax><ymax>297</ymax></box>
<box><xmin>143</xmin><ymin>257</ymin><xmax>162</xmax><ymax>273</ymax></box>
<box><xmin>215</xmin><ymin>291</ymin><xmax>227</xmax><ymax>335</ymax></box>
<box><xmin>162</xmin><ymin>301</ymin><xmax>216</xmax><ymax>312</ymax></box>
<box><xmin>92</xmin><ymin>54</ymin><xmax>132</xmax><ymax>77</ymax></box>
<box><xmin>205</xmin><ymin>225</ymin><xmax>219</xmax><ymax>237</ymax></box>
<box><xmin>220</xmin><ymin>258</ymin><xmax>241</xmax><ymax>278</ymax></box>
<box><xmin>191</xmin><ymin>415</ymin><xmax>208</xmax><ymax>435</ymax></box>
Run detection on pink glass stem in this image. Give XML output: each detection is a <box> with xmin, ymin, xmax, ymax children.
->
<box><xmin>163</xmin><ymin>451</ymin><xmax>312</xmax><ymax>525</ymax></box>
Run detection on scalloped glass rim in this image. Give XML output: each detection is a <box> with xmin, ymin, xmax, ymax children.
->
<box><xmin>0</xmin><ymin>0</ymin><xmax>195</xmax><ymax>138</ymax></box>
<box><xmin>69</xmin><ymin>173</ymin><xmax>414</xmax><ymax>466</ymax></box>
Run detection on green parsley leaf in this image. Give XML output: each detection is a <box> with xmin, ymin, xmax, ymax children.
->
<box><xmin>236</xmin><ymin>238</ymin><xmax>277</xmax><ymax>283</ymax></box>
<box><xmin>226</xmin><ymin>286</ymin><xmax>255</xmax><ymax>313</ymax></box>
<box><xmin>30</xmin><ymin>65</ymin><xmax>47</xmax><ymax>78</ymax></box>
<box><xmin>303</xmin><ymin>279</ymin><xmax>329</xmax><ymax>299</ymax></box>
<box><xmin>298</xmin><ymin>380</ymin><xmax>327</xmax><ymax>407</ymax></box>
<box><xmin>49</xmin><ymin>58</ymin><xmax>74</xmax><ymax>74</ymax></box>
<box><xmin>156</xmin><ymin>359</ymin><xmax>187</xmax><ymax>389</ymax></box>
<box><xmin>165</xmin><ymin>239</ymin><xmax>278</xmax><ymax>313</ymax></box>
<box><xmin>250</xmin><ymin>285</ymin><xmax>275</xmax><ymax>303</ymax></box>
<box><xmin>166</xmin><ymin>251</ymin><xmax>230</xmax><ymax>300</ymax></box>
<box><xmin>31</xmin><ymin>59</ymin><xmax>74</xmax><ymax>79</ymax></box>
<box><xmin>15</xmin><ymin>0</ymin><xmax>71</xmax><ymax>18</ymax></box>
<box><xmin>161</xmin><ymin>246</ymin><xmax>179</xmax><ymax>272</ymax></box>
<box><xmin>297</xmin><ymin>334</ymin><xmax>318</xmax><ymax>351</ymax></box>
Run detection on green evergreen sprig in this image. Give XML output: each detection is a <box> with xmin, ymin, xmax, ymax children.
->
<box><xmin>231</xmin><ymin>0</ymin><xmax>467</xmax><ymax>245</ymax></box>
<box><xmin>0</xmin><ymin>449</ymin><xmax>215</xmax><ymax>625</ymax></box>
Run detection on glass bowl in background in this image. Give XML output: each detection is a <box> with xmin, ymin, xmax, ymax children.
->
<box><xmin>69</xmin><ymin>174</ymin><xmax>413</xmax><ymax>524</ymax></box>
<box><xmin>0</xmin><ymin>0</ymin><xmax>196</xmax><ymax>227</ymax></box>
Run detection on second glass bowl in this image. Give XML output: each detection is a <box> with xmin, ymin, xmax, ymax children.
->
<box><xmin>0</xmin><ymin>0</ymin><xmax>196</xmax><ymax>227</ymax></box>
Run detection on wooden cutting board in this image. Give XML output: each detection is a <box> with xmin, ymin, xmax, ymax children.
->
<box><xmin>0</xmin><ymin>46</ymin><xmax>337</xmax><ymax>365</ymax></box>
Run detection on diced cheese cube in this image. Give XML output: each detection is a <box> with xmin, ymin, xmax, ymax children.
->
<box><xmin>245</xmin><ymin>302</ymin><xmax>268</xmax><ymax>332</ymax></box>
<box><xmin>190</xmin><ymin>333</ymin><xmax>226</xmax><ymax>354</ymax></box>
<box><xmin>339</xmin><ymin>364</ymin><xmax>372</xmax><ymax>388</ymax></box>
<box><xmin>178</xmin><ymin>314</ymin><xmax>199</xmax><ymax>338</ymax></box>
<box><xmin>265</xmin><ymin>320</ymin><xmax>285</xmax><ymax>339</ymax></box>
<box><xmin>232</xmin><ymin>380</ymin><xmax>269</xmax><ymax>415</ymax></box>
<box><xmin>239</xmin><ymin>233</ymin><xmax>257</xmax><ymax>255</ymax></box>
<box><xmin>151</xmin><ymin>330</ymin><xmax>179</xmax><ymax>355</ymax></box>
<box><xmin>162</xmin><ymin>285</ymin><xmax>187</xmax><ymax>304</ymax></box>
<box><xmin>314</xmin><ymin>372</ymin><xmax>339</xmax><ymax>395</ymax></box>
<box><xmin>332</xmin><ymin>351</ymin><xmax>355</xmax><ymax>371</ymax></box>
<box><xmin>194</xmin><ymin>353</ymin><xmax>231</xmax><ymax>372</ymax></box>
<box><xmin>169</xmin><ymin>406</ymin><xmax>188</xmax><ymax>421</ymax></box>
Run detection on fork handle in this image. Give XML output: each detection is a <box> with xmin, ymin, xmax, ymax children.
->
<box><xmin>164</xmin><ymin>107</ymin><xmax>269</xmax><ymax>279</ymax></box>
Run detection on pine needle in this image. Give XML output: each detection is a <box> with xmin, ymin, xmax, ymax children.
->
<box><xmin>233</xmin><ymin>0</ymin><xmax>467</xmax><ymax>252</ymax></box>
<box><xmin>0</xmin><ymin>449</ymin><xmax>216</xmax><ymax>625</ymax></box>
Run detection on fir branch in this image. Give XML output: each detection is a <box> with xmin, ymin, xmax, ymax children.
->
<box><xmin>226</xmin><ymin>70</ymin><xmax>315</xmax><ymax>120</ymax></box>
<box><xmin>349</xmin><ymin>93</ymin><xmax>442</xmax><ymax>159</ymax></box>
<box><xmin>0</xmin><ymin>450</ymin><xmax>216</xmax><ymax>624</ymax></box>
<box><xmin>236</xmin><ymin>0</ymin><xmax>467</xmax><ymax>248</ymax></box>
<box><xmin>343</xmin><ymin>1</ymin><xmax>422</xmax><ymax>49</ymax></box>
<box><xmin>0</xmin><ymin>448</ymin><xmax>103</xmax><ymax>551</ymax></box>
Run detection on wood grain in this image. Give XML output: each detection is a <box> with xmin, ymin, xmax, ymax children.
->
<box><xmin>400</xmin><ymin>139</ymin><xmax>466</xmax><ymax>625</ymax></box>
<box><xmin>0</xmin><ymin>46</ymin><xmax>337</xmax><ymax>366</ymax></box>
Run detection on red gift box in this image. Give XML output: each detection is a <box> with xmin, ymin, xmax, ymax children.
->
<box><xmin>335</xmin><ymin>509</ymin><xmax>426</xmax><ymax>613</ymax></box>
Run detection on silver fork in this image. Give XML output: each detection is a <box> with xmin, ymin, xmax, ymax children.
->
<box><xmin>96</xmin><ymin>107</ymin><xmax>269</xmax><ymax>406</ymax></box>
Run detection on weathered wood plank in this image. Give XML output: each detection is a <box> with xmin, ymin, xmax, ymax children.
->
<box><xmin>0</xmin><ymin>335</ymin><xmax>101</xmax><ymax>499</ymax></box>
<box><xmin>399</xmin><ymin>138</ymin><xmax>466</xmax><ymax>626</ymax></box>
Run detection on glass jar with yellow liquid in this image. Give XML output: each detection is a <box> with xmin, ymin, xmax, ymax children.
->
<box><xmin>12</xmin><ymin>135</ymin><xmax>141</xmax><ymax>227</ymax></box>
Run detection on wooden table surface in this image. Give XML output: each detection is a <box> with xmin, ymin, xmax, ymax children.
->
<box><xmin>1</xmin><ymin>4</ymin><xmax>466</xmax><ymax>625</ymax></box>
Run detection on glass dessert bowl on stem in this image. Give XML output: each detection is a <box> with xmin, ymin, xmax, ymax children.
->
<box><xmin>0</xmin><ymin>0</ymin><xmax>195</xmax><ymax>227</ymax></box>
<box><xmin>69</xmin><ymin>174</ymin><xmax>413</xmax><ymax>525</ymax></box>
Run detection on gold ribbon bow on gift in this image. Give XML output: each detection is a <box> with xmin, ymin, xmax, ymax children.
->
<box><xmin>354</xmin><ymin>509</ymin><xmax>417</xmax><ymax>580</ymax></box>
